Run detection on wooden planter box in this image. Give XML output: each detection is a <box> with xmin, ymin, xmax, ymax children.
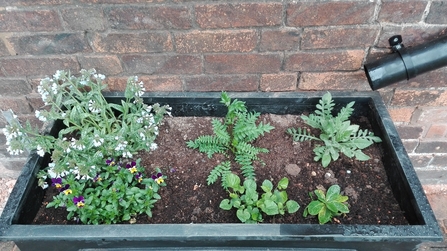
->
<box><xmin>0</xmin><ymin>91</ymin><xmax>443</xmax><ymax>251</ymax></box>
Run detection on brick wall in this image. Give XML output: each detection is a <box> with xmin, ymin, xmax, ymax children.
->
<box><xmin>0</xmin><ymin>0</ymin><xmax>446</xmax><ymax>182</ymax></box>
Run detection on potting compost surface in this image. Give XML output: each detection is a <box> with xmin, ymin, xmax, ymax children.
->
<box><xmin>33</xmin><ymin>114</ymin><xmax>408</xmax><ymax>225</ymax></box>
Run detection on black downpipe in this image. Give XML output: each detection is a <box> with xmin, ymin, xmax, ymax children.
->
<box><xmin>364</xmin><ymin>35</ymin><xmax>447</xmax><ymax>90</ymax></box>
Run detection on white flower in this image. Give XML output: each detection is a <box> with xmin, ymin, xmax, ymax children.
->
<box><xmin>36</xmin><ymin>145</ymin><xmax>45</xmax><ymax>157</ymax></box>
<box><xmin>93</xmin><ymin>135</ymin><xmax>104</xmax><ymax>147</ymax></box>
<box><xmin>6</xmin><ymin>146</ymin><xmax>23</xmax><ymax>155</ymax></box>
<box><xmin>150</xmin><ymin>142</ymin><xmax>158</xmax><ymax>151</ymax></box>
<box><xmin>139</xmin><ymin>132</ymin><xmax>146</xmax><ymax>140</ymax></box>
<box><xmin>115</xmin><ymin>140</ymin><xmax>128</xmax><ymax>151</ymax></box>
<box><xmin>70</xmin><ymin>139</ymin><xmax>85</xmax><ymax>151</ymax></box>
<box><xmin>35</xmin><ymin>110</ymin><xmax>47</xmax><ymax>122</ymax></box>
<box><xmin>88</xmin><ymin>100</ymin><xmax>101</xmax><ymax>114</ymax></box>
<box><xmin>94</xmin><ymin>74</ymin><xmax>105</xmax><ymax>80</ymax></box>
<box><xmin>122</xmin><ymin>151</ymin><xmax>133</xmax><ymax>158</ymax></box>
<box><xmin>136</xmin><ymin>117</ymin><xmax>143</xmax><ymax>124</ymax></box>
<box><xmin>41</xmin><ymin>182</ymin><xmax>49</xmax><ymax>189</ymax></box>
<box><xmin>53</xmin><ymin>70</ymin><xmax>63</xmax><ymax>80</ymax></box>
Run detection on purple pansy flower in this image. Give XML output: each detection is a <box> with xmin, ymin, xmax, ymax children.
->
<box><xmin>106</xmin><ymin>158</ymin><xmax>116</xmax><ymax>166</ymax></box>
<box><xmin>126</xmin><ymin>161</ymin><xmax>137</xmax><ymax>174</ymax></box>
<box><xmin>135</xmin><ymin>172</ymin><xmax>143</xmax><ymax>183</ymax></box>
<box><xmin>51</xmin><ymin>177</ymin><xmax>63</xmax><ymax>189</ymax></box>
<box><xmin>152</xmin><ymin>172</ymin><xmax>164</xmax><ymax>184</ymax></box>
<box><xmin>73</xmin><ymin>196</ymin><xmax>85</xmax><ymax>208</ymax></box>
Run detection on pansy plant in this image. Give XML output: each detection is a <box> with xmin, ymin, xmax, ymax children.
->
<box><xmin>3</xmin><ymin>69</ymin><xmax>171</xmax><ymax>224</ymax></box>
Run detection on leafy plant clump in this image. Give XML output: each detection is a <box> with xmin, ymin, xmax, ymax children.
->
<box><xmin>287</xmin><ymin>92</ymin><xmax>382</xmax><ymax>167</ymax></box>
<box><xmin>3</xmin><ymin>69</ymin><xmax>171</xmax><ymax>224</ymax></box>
<box><xmin>219</xmin><ymin>173</ymin><xmax>299</xmax><ymax>223</ymax></box>
<box><xmin>187</xmin><ymin>92</ymin><xmax>274</xmax><ymax>187</ymax></box>
<box><xmin>303</xmin><ymin>184</ymin><xmax>349</xmax><ymax>224</ymax></box>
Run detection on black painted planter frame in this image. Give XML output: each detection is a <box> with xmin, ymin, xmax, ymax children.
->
<box><xmin>0</xmin><ymin>91</ymin><xmax>443</xmax><ymax>251</ymax></box>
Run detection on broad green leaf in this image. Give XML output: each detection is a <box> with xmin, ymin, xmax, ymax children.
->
<box><xmin>337</xmin><ymin>195</ymin><xmax>349</xmax><ymax>203</ymax></box>
<box><xmin>286</xmin><ymin>200</ymin><xmax>300</xmax><ymax>214</ymax></box>
<box><xmin>314</xmin><ymin>190</ymin><xmax>326</xmax><ymax>202</ymax></box>
<box><xmin>354</xmin><ymin>150</ymin><xmax>370</xmax><ymax>161</ymax></box>
<box><xmin>321</xmin><ymin>151</ymin><xmax>332</xmax><ymax>167</ymax></box>
<box><xmin>306</xmin><ymin>201</ymin><xmax>325</xmax><ymax>215</ymax></box>
<box><xmin>351</xmin><ymin>138</ymin><xmax>374</xmax><ymax>149</ymax></box>
<box><xmin>226</xmin><ymin>173</ymin><xmax>240</xmax><ymax>188</ymax></box>
<box><xmin>237</xmin><ymin>209</ymin><xmax>250</xmax><ymax>223</ymax></box>
<box><xmin>262</xmin><ymin>200</ymin><xmax>279</xmax><ymax>215</ymax></box>
<box><xmin>318</xmin><ymin>206</ymin><xmax>332</xmax><ymax>224</ymax></box>
<box><xmin>326</xmin><ymin>185</ymin><xmax>341</xmax><ymax>201</ymax></box>
<box><xmin>243</xmin><ymin>179</ymin><xmax>257</xmax><ymax>191</ymax></box>
<box><xmin>219</xmin><ymin>199</ymin><xmax>232</xmax><ymax>210</ymax></box>
<box><xmin>261</xmin><ymin>179</ymin><xmax>273</xmax><ymax>193</ymax></box>
<box><xmin>277</xmin><ymin>177</ymin><xmax>289</xmax><ymax>190</ymax></box>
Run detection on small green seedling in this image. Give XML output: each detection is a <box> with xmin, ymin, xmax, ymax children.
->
<box><xmin>219</xmin><ymin>173</ymin><xmax>300</xmax><ymax>223</ymax></box>
<box><xmin>303</xmin><ymin>184</ymin><xmax>349</xmax><ymax>224</ymax></box>
<box><xmin>287</xmin><ymin>92</ymin><xmax>382</xmax><ymax>167</ymax></box>
<box><xmin>187</xmin><ymin>92</ymin><xmax>274</xmax><ymax>187</ymax></box>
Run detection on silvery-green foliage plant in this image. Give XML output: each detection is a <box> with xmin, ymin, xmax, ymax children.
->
<box><xmin>3</xmin><ymin>69</ymin><xmax>171</xmax><ymax>224</ymax></box>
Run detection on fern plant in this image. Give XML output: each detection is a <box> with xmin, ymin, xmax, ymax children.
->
<box><xmin>287</xmin><ymin>92</ymin><xmax>382</xmax><ymax>168</ymax></box>
<box><xmin>187</xmin><ymin>92</ymin><xmax>274</xmax><ymax>187</ymax></box>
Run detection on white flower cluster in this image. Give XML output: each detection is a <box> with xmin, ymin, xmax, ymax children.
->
<box><xmin>3</xmin><ymin>125</ymin><xmax>24</xmax><ymax>155</ymax></box>
<box><xmin>88</xmin><ymin>100</ymin><xmax>101</xmax><ymax>114</ymax></box>
<box><xmin>35</xmin><ymin>110</ymin><xmax>47</xmax><ymax>122</ymax></box>
<box><xmin>70</xmin><ymin>138</ymin><xmax>85</xmax><ymax>151</ymax></box>
<box><xmin>36</xmin><ymin>145</ymin><xmax>45</xmax><ymax>157</ymax></box>
<box><xmin>93</xmin><ymin>134</ymin><xmax>104</xmax><ymax>147</ymax></box>
<box><xmin>136</xmin><ymin>81</ymin><xmax>145</xmax><ymax>97</ymax></box>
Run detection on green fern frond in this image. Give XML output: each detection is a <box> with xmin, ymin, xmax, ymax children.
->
<box><xmin>211</xmin><ymin>119</ymin><xmax>230</xmax><ymax>144</ymax></box>
<box><xmin>240</xmin><ymin>164</ymin><xmax>256</xmax><ymax>180</ymax></box>
<box><xmin>186</xmin><ymin>135</ymin><xmax>226</xmax><ymax>158</ymax></box>
<box><xmin>335</xmin><ymin>101</ymin><xmax>354</xmax><ymax>123</ymax></box>
<box><xmin>286</xmin><ymin>127</ymin><xmax>320</xmax><ymax>142</ymax></box>
<box><xmin>207</xmin><ymin>161</ymin><xmax>232</xmax><ymax>187</ymax></box>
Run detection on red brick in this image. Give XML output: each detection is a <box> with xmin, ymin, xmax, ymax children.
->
<box><xmin>402</xmin><ymin>140</ymin><xmax>418</xmax><ymax>153</ymax></box>
<box><xmin>195</xmin><ymin>3</ymin><xmax>282</xmax><ymax>28</ymax></box>
<box><xmin>377</xmin><ymin>26</ymin><xmax>447</xmax><ymax>48</ymax></box>
<box><xmin>260</xmin><ymin>29</ymin><xmax>300</xmax><ymax>52</ymax></box>
<box><xmin>391</xmin><ymin>90</ymin><xmax>447</xmax><ymax>106</ymax></box>
<box><xmin>431</xmin><ymin>155</ymin><xmax>447</xmax><ymax>167</ymax></box>
<box><xmin>285</xmin><ymin>50</ymin><xmax>364</xmax><ymax>71</ymax></box>
<box><xmin>260</xmin><ymin>73</ymin><xmax>297</xmax><ymax>92</ymax></box>
<box><xmin>388</xmin><ymin>107</ymin><xmax>415</xmax><ymax>123</ymax></box>
<box><xmin>204</xmin><ymin>54</ymin><xmax>281</xmax><ymax>74</ymax></box>
<box><xmin>78</xmin><ymin>55</ymin><xmax>123</xmax><ymax>75</ymax></box>
<box><xmin>91</xmin><ymin>32</ymin><xmax>173</xmax><ymax>53</ymax></box>
<box><xmin>121</xmin><ymin>54</ymin><xmax>202</xmax><ymax>75</ymax></box>
<box><xmin>0</xmin><ymin>79</ymin><xmax>32</xmax><ymax>97</ymax></box>
<box><xmin>0</xmin><ymin>57</ymin><xmax>79</xmax><ymax>77</ymax></box>
<box><xmin>0</xmin><ymin>40</ymin><xmax>10</xmax><ymax>56</ymax></box>
<box><xmin>395</xmin><ymin>125</ymin><xmax>424</xmax><ymax>139</ymax></box>
<box><xmin>410</xmin><ymin>155</ymin><xmax>433</xmax><ymax>168</ymax></box>
<box><xmin>302</xmin><ymin>27</ymin><xmax>378</xmax><ymax>49</ymax></box>
<box><xmin>79</xmin><ymin>0</ymin><xmax>165</xmax><ymax>3</ymax></box>
<box><xmin>105</xmin><ymin>6</ymin><xmax>192</xmax><ymax>30</ymax></box>
<box><xmin>0</xmin><ymin>10</ymin><xmax>62</xmax><ymax>32</ymax></box>
<box><xmin>287</xmin><ymin>2</ymin><xmax>374</xmax><ymax>27</ymax></box>
<box><xmin>8</xmin><ymin>33</ymin><xmax>92</xmax><ymax>55</ymax></box>
<box><xmin>415</xmin><ymin>140</ymin><xmax>447</xmax><ymax>153</ymax></box>
<box><xmin>105</xmin><ymin>76</ymin><xmax>182</xmax><ymax>92</ymax></box>
<box><xmin>427</xmin><ymin>1</ymin><xmax>447</xmax><ymax>24</ymax></box>
<box><xmin>426</xmin><ymin>124</ymin><xmax>447</xmax><ymax>138</ymax></box>
<box><xmin>1</xmin><ymin>0</ymin><xmax>71</xmax><ymax>5</ymax></box>
<box><xmin>416</xmin><ymin>108</ymin><xmax>447</xmax><ymax>124</ymax></box>
<box><xmin>60</xmin><ymin>7</ymin><xmax>107</xmax><ymax>31</ymax></box>
<box><xmin>175</xmin><ymin>30</ymin><xmax>257</xmax><ymax>53</ymax></box>
<box><xmin>379</xmin><ymin>1</ymin><xmax>427</xmax><ymax>23</ymax></box>
<box><xmin>26</xmin><ymin>93</ymin><xmax>45</xmax><ymax>111</ymax></box>
<box><xmin>184</xmin><ymin>75</ymin><xmax>258</xmax><ymax>92</ymax></box>
<box><xmin>0</xmin><ymin>97</ymin><xmax>32</xmax><ymax>114</ymax></box>
<box><xmin>298</xmin><ymin>71</ymin><xmax>370</xmax><ymax>91</ymax></box>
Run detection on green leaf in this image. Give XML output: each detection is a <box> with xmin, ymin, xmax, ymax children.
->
<box><xmin>237</xmin><ymin>209</ymin><xmax>250</xmax><ymax>223</ymax></box>
<box><xmin>277</xmin><ymin>177</ymin><xmax>289</xmax><ymax>190</ymax></box>
<box><xmin>318</xmin><ymin>207</ymin><xmax>333</xmax><ymax>224</ymax></box>
<box><xmin>262</xmin><ymin>200</ymin><xmax>279</xmax><ymax>215</ymax></box>
<box><xmin>306</xmin><ymin>201</ymin><xmax>325</xmax><ymax>215</ymax></box>
<box><xmin>226</xmin><ymin>173</ymin><xmax>241</xmax><ymax>188</ymax></box>
<box><xmin>219</xmin><ymin>199</ymin><xmax>233</xmax><ymax>210</ymax></box>
<box><xmin>321</xmin><ymin>151</ymin><xmax>332</xmax><ymax>167</ymax></box>
<box><xmin>261</xmin><ymin>179</ymin><xmax>273</xmax><ymax>193</ymax></box>
<box><xmin>286</xmin><ymin>200</ymin><xmax>300</xmax><ymax>214</ymax></box>
<box><xmin>354</xmin><ymin>150</ymin><xmax>370</xmax><ymax>161</ymax></box>
<box><xmin>326</xmin><ymin>185</ymin><xmax>341</xmax><ymax>202</ymax></box>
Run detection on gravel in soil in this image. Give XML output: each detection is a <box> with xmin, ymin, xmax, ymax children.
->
<box><xmin>32</xmin><ymin>114</ymin><xmax>408</xmax><ymax>225</ymax></box>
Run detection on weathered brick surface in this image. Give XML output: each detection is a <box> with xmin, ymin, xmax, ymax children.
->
<box><xmin>122</xmin><ymin>54</ymin><xmax>202</xmax><ymax>75</ymax></box>
<box><xmin>285</xmin><ymin>50</ymin><xmax>364</xmax><ymax>71</ymax></box>
<box><xmin>410</xmin><ymin>155</ymin><xmax>433</xmax><ymax>168</ymax></box>
<box><xmin>395</xmin><ymin>125</ymin><xmax>424</xmax><ymax>140</ymax></box>
<box><xmin>426</xmin><ymin>124</ymin><xmax>447</xmax><ymax>138</ymax></box>
<box><xmin>432</xmin><ymin>155</ymin><xmax>447</xmax><ymax>167</ymax></box>
<box><xmin>301</xmin><ymin>27</ymin><xmax>378</xmax><ymax>49</ymax></box>
<box><xmin>0</xmin><ymin>41</ymin><xmax>9</xmax><ymax>56</ymax></box>
<box><xmin>77</xmin><ymin>55</ymin><xmax>123</xmax><ymax>75</ymax></box>
<box><xmin>0</xmin><ymin>10</ymin><xmax>62</xmax><ymax>32</ymax></box>
<box><xmin>260</xmin><ymin>73</ymin><xmax>297</xmax><ymax>92</ymax></box>
<box><xmin>377</xmin><ymin>26</ymin><xmax>447</xmax><ymax>48</ymax></box>
<box><xmin>392</xmin><ymin>90</ymin><xmax>447</xmax><ymax>106</ymax></box>
<box><xmin>105</xmin><ymin>6</ymin><xmax>192</xmax><ymax>30</ymax></box>
<box><xmin>426</xmin><ymin>2</ymin><xmax>447</xmax><ymax>24</ymax></box>
<box><xmin>298</xmin><ymin>71</ymin><xmax>370</xmax><ymax>91</ymax></box>
<box><xmin>379</xmin><ymin>1</ymin><xmax>427</xmax><ymax>23</ymax></box>
<box><xmin>184</xmin><ymin>75</ymin><xmax>258</xmax><ymax>92</ymax></box>
<box><xmin>0</xmin><ymin>57</ymin><xmax>79</xmax><ymax>77</ymax></box>
<box><xmin>415</xmin><ymin>140</ymin><xmax>447</xmax><ymax>154</ymax></box>
<box><xmin>79</xmin><ymin>0</ymin><xmax>166</xmax><ymax>3</ymax></box>
<box><xmin>402</xmin><ymin>140</ymin><xmax>418</xmax><ymax>153</ymax></box>
<box><xmin>61</xmin><ymin>7</ymin><xmax>107</xmax><ymax>31</ymax></box>
<box><xmin>175</xmin><ymin>30</ymin><xmax>257</xmax><ymax>53</ymax></box>
<box><xmin>106</xmin><ymin>76</ymin><xmax>182</xmax><ymax>92</ymax></box>
<box><xmin>8</xmin><ymin>33</ymin><xmax>92</xmax><ymax>55</ymax></box>
<box><xmin>195</xmin><ymin>3</ymin><xmax>282</xmax><ymax>28</ymax></box>
<box><xmin>91</xmin><ymin>33</ymin><xmax>173</xmax><ymax>53</ymax></box>
<box><xmin>286</xmin><ymin>2</ymin><xmax>375</xmax><ymax>27</ymax></box>
<box><xmin>0</xmin><ymin>79</ymin><xmax>32</xmax><ymax>97</ymax></box>
<box><xmin>1</xmin><ymin>0</ymin><xmax>71</xmax><ymax>6</ymax></box>
<box><xmin>204</xmin><ymin>54</ymin><xmax>282</xmax><ymax>74</ymax></box>
<box><xmin>388</xmin><ymin>107</ymin><xmax>415</xmax><ymax>123</ymax></box>
<box><xmin>0</xmin><ymin>97</ymin><xmax>32</xmax><ymax>115</ymax></box>
<box><xmin>415</xmin><ymin>108</ymin><xmax>447</xmax><ymax>124</ymax></box>
<box><xmin>259</xmin><ymin>29</ymin><xmax>300</xmax><ymax>52</ymax></box>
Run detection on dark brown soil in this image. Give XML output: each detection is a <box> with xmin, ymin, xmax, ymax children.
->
<box><xmin>32</xmin><ymin>114</ymin><xmax>408</xmax><ymax>225</ymax></box>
